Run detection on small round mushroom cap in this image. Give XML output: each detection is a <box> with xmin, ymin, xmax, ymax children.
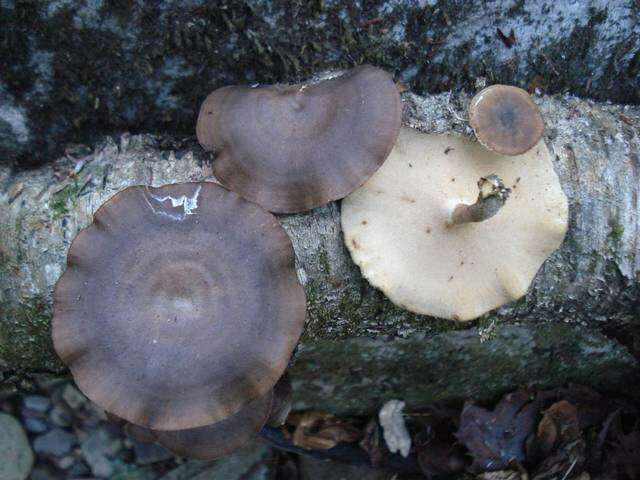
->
<box><xmin>196</xmin><ymin>65</ymin><xmax>401</xmax><ymax>213</ymax></box>
<box><xmin>155</xmin><ymin>388</ymin><xmax>273</xmax><ymax>460</ymax></box>
<box><xmin>266</xmin><ymin>373</ymin><xmax>293</xmax><ymax>427</ymax></box>
<box><xmin>341</xmin><ymin>128</ymin><xmax>568</xmax><ymax>321</ymax></box>
<box><xmin>53</xmin><ymin>182</ymin><xmax>305</xmax><ymax>430</ymax></box>
<box><xmin>469</xmin><ymin>85</ymin><xmax>544</xmax><ymax>156</ymax></box>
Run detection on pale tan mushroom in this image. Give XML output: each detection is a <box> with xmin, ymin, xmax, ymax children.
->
<box><xmin>341</xmin><ymin>128</ymin><xmax>568</xmax><ymax>321</ymax></box>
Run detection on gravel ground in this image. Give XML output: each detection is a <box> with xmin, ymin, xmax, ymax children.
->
<box><xmin>0</xmin><ymin>378</ymin><xmax>396</xmax><ymax>480</ymax></box>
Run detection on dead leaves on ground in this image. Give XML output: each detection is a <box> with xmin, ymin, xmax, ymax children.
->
<box><xmin>287</xmin><ymin>411</ymin><xmax>362</xmax><ymax>450</ymax></box>
<box><xmin>455</xmin><ymin>386</ymin><xmax>639</xmax><ymax>479</ymax></box>
<box><xmin>455</xmin><ymin>390</ymin><xmax>545</xmax><ymax>471</ymax></box>
<box><xmin>280</xmin><ymin>385</ymin><xmax>638</xmax><ymax>479</ymax></box>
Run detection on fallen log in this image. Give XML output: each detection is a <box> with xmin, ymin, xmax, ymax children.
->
<box><xmin>1</xmin><ymin>92</ymin><xmax>639</xmax><ymax>410</ymax></box>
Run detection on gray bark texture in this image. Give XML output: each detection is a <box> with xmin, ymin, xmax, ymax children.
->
<box><xmin>1</xmin><ymin>91</ymin><xmax>639</xmax><ymax>412</ymax></box>
<box><xmin>1</xmin><ymin>0</ymin><xmax>639</xmax><ymax>165</ymax></box>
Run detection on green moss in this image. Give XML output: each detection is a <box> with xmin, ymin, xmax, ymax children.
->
<box><xmin>50</xmin><ymin>181</ymin><xmax>82</xmax><ymax>220</ymax></box>
<box><xmin>301</xmin><ymin>280</ymin><xmax>333</xmax><ymax>341</ymax></box>
<box><xmin>0</xmin><ymin>296</ymin><xmax>64</xmax><ymax>373</ymax></box>
<box><xmin>588</xmin><ymin>251</ymin><xmax>600</xmax><ymax>274</ymax></box>
<box><xmin>292</xmin><ymin>324</ymin><xmax>640</xmax><ymax>415</ymax></box>
<box><xmin>609</xmin><ymin>222</ymin><xmax>624</xmax><ymax>240</ymax></box>
<box><xmin>317</xmin><ymin>248</ymin><xmax>331</xmax><ymax>275</ymax></box>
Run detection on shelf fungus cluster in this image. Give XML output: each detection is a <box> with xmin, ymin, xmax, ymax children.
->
<box><xmin>52</xmin><ymin>65</ymin><xmax>402</xmax><ymax>460</ymax></box>
<box><xmin>53</xmin><ymin>183</ymin><xmax>301</xmax><ymax>459</ymax></box>
<box><xmin>342</xmin><ymin>87</ymin><xmax>568</xmax><ymax>321</ymax></box>
<box><xmin>52</xmin><ymin>68</ymin><xmax>569</xmax><ymax>461</ymax></box>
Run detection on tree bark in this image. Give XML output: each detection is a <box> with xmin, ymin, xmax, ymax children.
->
<box><xmin>1</xmin><ymin>92</ymin><xmax>639</xmax><ymax>409</ymax></box>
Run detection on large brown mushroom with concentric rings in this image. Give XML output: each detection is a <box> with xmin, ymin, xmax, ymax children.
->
<box><xmin>52</xmin><ymin>182</ymin><xmax>306</xmax><ymax>431</ymax></box>
<box><xmin>196</xmin><ymin>65</ymin><xmax>402</xmax><ymax>213</ymax></box>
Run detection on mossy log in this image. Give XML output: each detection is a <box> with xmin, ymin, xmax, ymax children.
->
<box><xmin>1</xmin><ymin>92</ymin><xmax>639</xmax><ymax>410</ymax></box>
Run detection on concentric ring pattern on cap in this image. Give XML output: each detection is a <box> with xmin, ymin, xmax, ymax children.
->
<box><xmin>53</xmin><ymin>182</ymin><xmax>306</xmax><ymax>431</ymax></box>
<box><xmin>196</xmin><ymin>65</ymin><xmax>401</xmax><ymax>213</ymax></box>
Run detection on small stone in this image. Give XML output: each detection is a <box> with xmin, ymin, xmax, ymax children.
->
<box><xmin>61</xmin><ymin>384</ymin><xmax>87</xmax><ymax>410</ymax></box>
<box><xmin>33</xmin><ymin>374</ymin><xmax>66</xmax><ymax>393</ymax></box>
<box><xmin>24</xmin><ymin>417</ymin><xmax>48</xmax><ymax>433</ymax></box>
<box><xmin>133</xmin><ymin>441</ymin><xmax>173</xmax><ymax>465</ymax></box>
<box><xmin>55</xmin><ymin>455</ymin><xmax>75</xmax><ymax>469</ymax></box>
<box><xmin>49</xmin><ymin>404</ymin><xmax>72</xmax><ymax>427</ymax></box>
<box><xmin>77</xmin><ymin>400</ymin><xmax>107</xmax><ymax>428</ymax></box>
<box><xmin>68</xmin><ymin>461</ymin><xmax>91</xmax><ymax>477</ymax></box>
<box><xmin>0</xmin><ymin>413</ymin><xmax>34</xmax><ymax>480</ymax></box>
<box><xmin>23</xmin><ymin>395</ymin><xmax>51</xmax><ymax>413</ymax></box>
<box><xmin>29</xmin><ymin>468</ymin><xmax>56</xmax><ymax>480</ymax></box>
<box><xmin>81</xmin><ymin>428</ymin><xmax>122</xmax><ymax>478</ymax></box>
<box><xmin>111</xmin><ymin>462</ymin><xmax>156</xmax><ymax>480</ymax></box>
<box><xmin>85</xmin><ymin>455</ymin><xmax>113</xmax><ymax>479</ymax></box>
<box><xmin>33</xmin><ymin>428</ymin><xmax>77</xmax><ymax>457</ymax></box>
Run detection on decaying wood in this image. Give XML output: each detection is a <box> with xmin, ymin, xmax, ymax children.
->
<box><xmin>0</xmin><ymin>92</ymin><xmax>638</xmax><ymax>404</ymax></box>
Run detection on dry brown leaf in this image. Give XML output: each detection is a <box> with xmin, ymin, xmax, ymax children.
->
<box><xmin>359</xmin><ymin>418</ymin><xmax>386</xmax><ymax>467</ymax></box>
<box><xmin>532</xmin><ymin>401</ymin><xmax>585</xmax><ymax>480</ymax></box>
<box><xmin>289</xmin><ymin>411</ymin><xmax>362</xmax><ymax>450</ymax></box>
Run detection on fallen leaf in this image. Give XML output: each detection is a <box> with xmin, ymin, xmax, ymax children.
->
<box><xmin>359</xmin><ymin>418</ymin><xmax>386</xmax><ymax>467</ymax></box>
<box><xmin>560</xmin><ymin>384</ymin><xmax>621</xmax><ymax>429</ymax></box>
<box><xmin>531</xmin><ymin>401</ymin><xmax>585</xmax><ymax>480</ymax></box>
<box><xmin>289</xmin><ymin>411</ymin><xmax>361</xmax><ymax>450</ymax></box>
<box><xmin>456</xmin><ymin>390</ymin><xmax>541</xmax><ymax>471</ymax></box>
<box><xmin>379</xmin><ymin>399</ymin><xmax>412</xmax><ymax>458</ymax></box>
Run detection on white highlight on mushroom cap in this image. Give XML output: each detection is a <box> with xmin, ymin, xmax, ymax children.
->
<box><xmin>144</xmin><ymin>185</ymin><xmax>201</xmax><ymax>221</ymax></box>
<box><xmin>341</xmin><ymin>128</ymin><xmax>569</xmax><ymax>321</ymax></box>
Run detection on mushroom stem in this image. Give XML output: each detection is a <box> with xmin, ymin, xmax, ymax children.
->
<box><xmin>447</xmin><ymin>175</ymin><xmax>511</xmax><ymax>227</ymax></box>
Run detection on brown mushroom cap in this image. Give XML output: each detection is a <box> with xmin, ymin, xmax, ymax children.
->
<box><xmin>468</xmin><ymin>85</ymin><xmax>544</xmax><ymax>156</ymax></box>
<box><xmin>53</xmin><ymin>182</ymin><xmax>305</xmax><ymax>431</ymax></box>
<box><xmin>155</xmin><ymin>388</ymin><xmax>273</xmax><ymax>460</ymax></box>
<box><xmin>196</xmin><ymin>65</ymin><xmax>402</xmax><ymax>213</ymax></box>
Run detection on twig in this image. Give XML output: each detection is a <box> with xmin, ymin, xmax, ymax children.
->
<box><xmin>560</xmin><ymin>458</ymin><xmax>577</xmax><ymax>480</ymax></box>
